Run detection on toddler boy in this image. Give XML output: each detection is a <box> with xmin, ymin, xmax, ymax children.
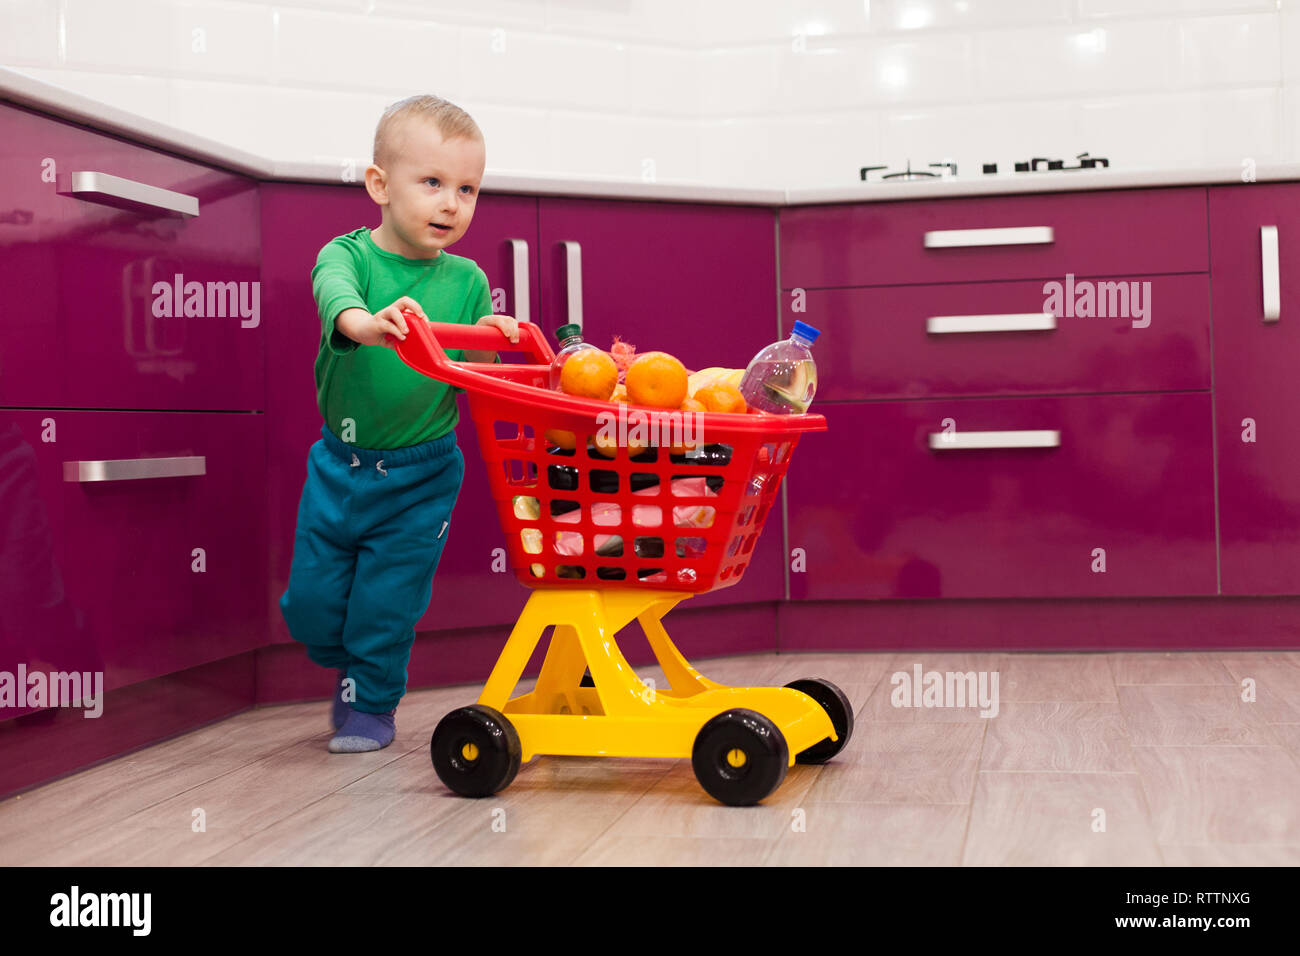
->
<box><xmin>280</xmin><ymin>95</ymin><xmax>518</xmax><ymax>752</ymax></box>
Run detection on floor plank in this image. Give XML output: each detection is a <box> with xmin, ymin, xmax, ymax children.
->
<box><xmin>963</xmin><ymin>772</ymin><xmax>1162</xmax><ymax>866</ymax></box>
<box><xmin>981</xmin><ymin>702</ymin><xmax>1136</xmax><ymax>773</ymax></box>
<box><xmin>1131</xmin><ymin>745</ymin><xmax>1300</xmax><ymax>845</ymax></box>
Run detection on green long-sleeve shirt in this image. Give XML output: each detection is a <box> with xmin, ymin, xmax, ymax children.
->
<box><xmin>311</xmin><ymin>227</ymin><xmax>495</xmax><ymax>449</ymax></box>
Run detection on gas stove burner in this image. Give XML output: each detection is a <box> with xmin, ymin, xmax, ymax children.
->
<box><xmin>860</xmin><ymin>160</ymin><xmax>958</xmax><ymax>182</ymax></box>
<box><xmin>1009</xmin><ymin>152</ymin><xmax>1109</xmax><ymax>172</ymax></box>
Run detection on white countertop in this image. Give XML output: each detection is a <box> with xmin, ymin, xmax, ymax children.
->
<box><xmin>5</xmin><ymin>67</ymin><xmax>1299</xmax><ymax>205</ymax></box>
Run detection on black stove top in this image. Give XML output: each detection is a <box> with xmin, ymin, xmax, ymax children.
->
<box><xmin>860</xmin><ymin>153</ymin><xmax>1109</xmax><ymax>182</ymax></box>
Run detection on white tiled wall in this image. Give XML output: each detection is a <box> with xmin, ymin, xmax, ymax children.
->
<box><xmin>2</xmin><ymin>0</ymin><xmax>1296</xmax><ymax>187</ymax></box>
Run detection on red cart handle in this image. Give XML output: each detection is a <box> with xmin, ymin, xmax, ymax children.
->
<box><xmin>395</xmin><ymin>310</ymin><xmax>556</xmax><ymax>392</ymax></box>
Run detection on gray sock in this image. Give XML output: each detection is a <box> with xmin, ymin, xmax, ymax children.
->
<box><xmin>328</xmin><ymin>707</ymin><xmax>397</xmax><ymax>753</ymax></box>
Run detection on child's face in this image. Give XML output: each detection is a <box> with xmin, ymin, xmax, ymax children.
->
<box><xmin>372</xmin><ymin>119</ymin><xmax>485</xmax><ymax>258</ymax></box>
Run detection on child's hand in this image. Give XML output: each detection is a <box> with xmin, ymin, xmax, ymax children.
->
<box><xmin>475</xmin><ymin>313</ymin><xmax>520</xmax><ymax>344</ymax></box>
<box><xmin>347</xmin><ymin>297</ymin><xmax>426</xmax><ymax>349</ymax></box>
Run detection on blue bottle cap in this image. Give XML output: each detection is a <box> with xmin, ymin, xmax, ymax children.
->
<box><xmin>791</xmin><ymin>320</ymin><xmax>820</xmax><ymax>343</ymax></box>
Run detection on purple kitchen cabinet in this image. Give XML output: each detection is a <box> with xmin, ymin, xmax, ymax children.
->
<box><xmin>780</xmin><ymin>187</ymin><xmax>1208</xmax><ymax>289</ymax></box>
<box><xmin>3</xmin><ymin>409</ymin><xmax>267</xmax><ymax>699</ymax></box>
<box><xmin>0</xmin><ymin>409</ymin><xmax>70</xmax><ymax>719</ymax></box>
<box><xmin>0</xmin><ymin>105</ymin><xmax>67</xmax><ymax>408</ymax></box>
<box><xmin>422</xmin><ymin>414</ymin><xmax>530</xmax><ymax>632</ymax></box>
<box><xmin>260</xmin><ymin>183</ymin><xmax>541</xmax><ymax>640</ymax></box>
<box><xmin>786</xmin><ymin>393</ymin><xmax>1216</xmax><ymax>600</ymax></box>
<box><xmin>803</xmin><ymin>274</ymin><xmax>1211</xmax><ymax>401</ymax></box>
<box><xmin>1210</xmin><ymin>183</ymin><xmax>1300</xmax><ymax>595</ymax></box>
<box><xmin>537</xmin><ymin>198</ymin><xmax>784</xmax><ymax>608</ymax></box>
<box><xmin>537</xmin><ymin>198</ymin><xmax>779</xmax><ymax>378</ymax></box>
<box><xmin>0</xmin><ymin>101</ymin><xmax>262</xmax><ymax>412</ymax></box>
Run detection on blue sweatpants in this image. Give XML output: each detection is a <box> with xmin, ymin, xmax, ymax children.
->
<box><xmin>279</xmin><ymin>424</ymin><xmax>465</xmax><ymax>713</ymax></box>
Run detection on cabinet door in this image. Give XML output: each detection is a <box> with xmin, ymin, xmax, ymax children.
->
<box><xmin>537</xmin><ymin>198</ymin><xmax>783</xmax><ymax>605</ymax></box>
<box><xmin>50</xmin><ymin>410</ymin><xmax>266</xmax><ymax>691</ymax></box>
<box><xmin>537</xmin><ymin>198</ymin><xmax>778</xmax><ymax>378</ymax></box>
<box><xmin>786</xmin><ymin>394</ymin><xmax>1216</xmax><ymax>600</ymax></box>
<box><xmin>0</xmin><ymin>410</ymin><xmax>70</xmax><ymax>719</ymax></box>
<box><xmin>1210</xmin><ymin>184</ymin><xmax>1300</xmax><ymax>595</ymax></box>
<box><xmin>0</xmin><ymin>105</ymin><xmax>67</xmax><ymax>407</ymax></box>
<box><xmin>0</xmin><ymin>102</ymin><xmax>263</xmax><ymax>412</ymax></box>
<box><xmin>261</xmin><ymin>184</ymin><xmax>541</xmax><ymax>639</ymax></box>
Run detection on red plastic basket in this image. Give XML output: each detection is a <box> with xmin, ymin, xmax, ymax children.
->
<box><xmin>395</xmin><ymin>315</ymin><xmax>827</xmax><ymax>593</ymax></box>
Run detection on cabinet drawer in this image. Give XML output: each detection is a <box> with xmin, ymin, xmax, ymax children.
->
<box><xmin>43</xmin><ymin>410</ymin><xmax>267</xmax><ymax>691</ymax></box>
<box><xmin>0</xmin><ymin>102</ymin><xmax>263</xmax><ymax>411</ymax></box>
<box><xmin>780</xmin><ymin>187</ymin><xmax>1208</xmax><ymax>289</ymax></box>
<box><xmin>803</xmin><ymin>273</ymin><xmax>1210</xmax><ymax>400</ymax></box>
<box><xmin>786</xmin><ymin>393</ymin><xmax>1216</xmax><ymax>600</ymax></box>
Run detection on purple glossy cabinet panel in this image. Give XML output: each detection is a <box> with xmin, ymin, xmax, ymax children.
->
<box><xmin>0</xmin><ymin>101</ymin><xmax>262</xmax><ymax>411</ymax></box>
<box><xmin>780</xmin><ymin>187</ymin><xmax>1208</xmax><ymax>288</ymax></box>
<box><xmin>537</xmin><ymin>198</ymin><xmax>784</xmax><ymax>608</ymax></box>
<box><xmin>261</xmin><ymin>183</ymin><xmax>542</xmax><ymax>640</ymax></box>
<box><xmin>0</xmin><ymin>106</ymin><xmax>66</xmax><ymax>407</ymax></box>
<box><xmin>0</xmin><ymin>654</ymin><xmax>254</xmax><ymax>798</ymax></box>
<box><xmin>422</xmin><ymin>415</ymin><xmax>530</xmax><ymax>632</ymax></box>
<box><xmin>786</xmin><ymin>394</ymin><xmax>1216</xmax><ymax>599</ymax></box>
<box><xmin>1210</xmin><ymin>184</ymin><xmax>1300</xmax><ymax>595</ymax></box>
<box><xmin>0</xmin><ymin>409</ymin><xmax>267</xmax><ymax>707</ymax></box>
<box><xmin>802</xmin><ymin>274</ymin><xmax>1210</xmax><ymax>400</ymax></box>
<box><xmin>537</xmin><ymin>198</ymin><xmax>779</xmax><ymax>378</ymax></box>
<box><xmin>0</xmin><ymin>410</ymin><xmax>69</xmax><ymax>720</ymax></box>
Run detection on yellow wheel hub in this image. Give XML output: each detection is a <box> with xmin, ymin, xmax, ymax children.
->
<box><xmin>461</xmin><ymin>742</ymin><xmax>480</xmax><ymax>761</ymax></box>
<box><xmin>726</xmin><ymin>748</ymin><xmax>747</xmax><ymax>768</ymax></box>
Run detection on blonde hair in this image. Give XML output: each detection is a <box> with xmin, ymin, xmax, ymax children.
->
<box><xmin>373</xmin><ymin>95</ymin><xmax>482</xmax><ymax>168</ymax></box>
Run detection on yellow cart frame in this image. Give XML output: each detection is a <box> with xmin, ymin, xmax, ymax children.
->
<box><xmin>477</xmin><ymin>587</ymin><xmax>838</xmax><ymax>764</ymax></box>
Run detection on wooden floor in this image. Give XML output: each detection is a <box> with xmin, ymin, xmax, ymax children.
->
<box><xmin>3</xmin><ymin>650</ymin><xmax>1299</xmax><ymax>866</ymax></box>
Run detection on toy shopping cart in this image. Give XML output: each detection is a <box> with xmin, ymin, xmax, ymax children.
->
<box><xmin>396</xmin><ymin>315</ymin><xmax>853</xmax><ymax>806</ymax></box>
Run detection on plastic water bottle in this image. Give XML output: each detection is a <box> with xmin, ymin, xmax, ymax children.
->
<box><xmin>739</xmin><ymin>320</ymin><xmax>820</xmax><ymax>414</ymax></box>
<box><xmin>549</xmin><ymin>323</ymin><xmax>597</xmax><ymax>390</ymax></box>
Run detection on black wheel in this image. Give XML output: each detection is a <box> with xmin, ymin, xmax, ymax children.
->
<box><xmin>430</xmin><ymin>704</ymin><xmax>522</xmax><ymax>798</ymax></box>
<box><xmin>784</xmin><ymin>678</ymin><xmax>854</xmax><ymax>764</ymax></box>
<box><xmin>691</xmin><ymin>709</ymin><xmax>788</xmax><ymax>806</ymax></box>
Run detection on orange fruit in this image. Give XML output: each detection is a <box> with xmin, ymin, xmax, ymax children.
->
<box><xmin>625</xmin><ymin>351</ymin><xmax>688</xmax><ymax>408</ymax></box>
<box><xmin>559</xmin><ymin>349</ymin><xmax>618</xmax><ymax>401</ymax></box>
<box><xmin>592</xmin><ymin>433</ymin><xmax>617</xmax><ymax>458</ymax></box>
<box><xmin>610</xmin><ymin>383</ymin><xmax>628</xmax><ymax>403</ymax></box>
<box><xmin>592</xmin><ymin>433</ymin><xmax>647</xmax><ymax>458</ymax></box>
<box><xmin>670</xmin><ymin>397</ymin><xmax>706</xmax><ymax>455</ymax></box>
<box><xmin>695</xmin><ymin>383</ymin><xmax>747</xmax><ymax>414</ymax></box>
<box><xmin>544</xmin><ymin>428</ymin><xmax>576</xmax><ymax>451</ymax></box>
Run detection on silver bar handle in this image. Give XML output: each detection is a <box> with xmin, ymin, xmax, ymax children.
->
<box><xmin>508</xmin><ymin>239</ymin><xmax>530</xmax><ymax>324</ymax></box>
<box><xmin>63</xmin><ymin>456</ymin><xmax>207</xmax><ymax>483</ymax></box>
<box><xmin>929</xmin><ymin>430</ymin><xmax>1061</xmax><ymax>450</ymax></box>
<box><xmin>1261</xmin><ymin>225</ymin><xmax>1280</xmax><ymax>322</ymax></box>
<box><xmin>927</xmin><ymin>313</ymin><xmax>1057</xmax><ymax>334</ymax></box>
<box><xmin>61</xmin><ymin>171</ymin><xmax>200</xmax><ymax>217</ymax></box>
<box><xmin>924</xmin><ymin>226</ymin><xmax>1053</xmax><ymax>249</ymax></box>
<box><xmin>562</xmin><ymin>240</ymin><xmax>583</xmax><ymax>330</ymax></box>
